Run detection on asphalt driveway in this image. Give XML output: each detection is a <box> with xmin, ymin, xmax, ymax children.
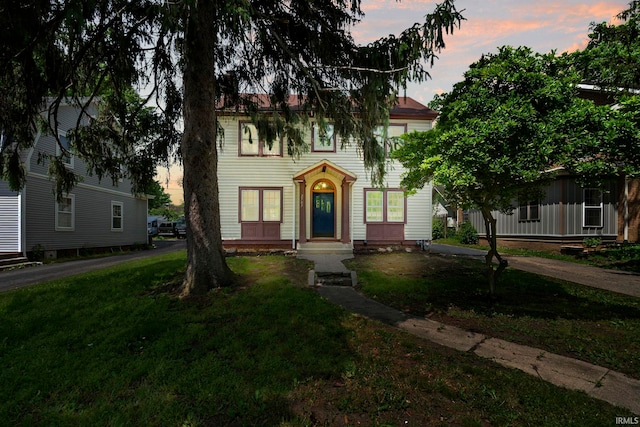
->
<box><xmin>0</xmin><ymin>240</ymin><xmax>186</xmax><ymax>293</ymax></box>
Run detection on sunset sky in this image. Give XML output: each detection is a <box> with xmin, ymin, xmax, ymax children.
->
<box><xmin>356</xmin><ymin>0</ymin><xmax>628</xmax><ymax>104</ymax></box>
<box><xmin>158</xmin><ymin>0</ymin><xmax>629</xmax><ymax>204</ymax></box>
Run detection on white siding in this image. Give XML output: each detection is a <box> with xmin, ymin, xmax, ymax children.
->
<box><xmin>0</xmin><ymin>195</ymin><xmax>20</xmax><ymax>252</ymax></box>
<box><xmin>218</xmin><ymin>116</ymin><xmax>434</xmax><ymax>242</ymax></box>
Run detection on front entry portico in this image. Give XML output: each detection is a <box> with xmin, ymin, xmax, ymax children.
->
<box><xmin>293</xmin><ymin>160</ymin><xmax>357</xmax><ymax>249</ymax></box>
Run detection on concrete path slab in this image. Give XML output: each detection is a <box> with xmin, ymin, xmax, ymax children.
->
<box><xmin>591</xmin><ymin>370</ymin><xmax>640</xmax><ymax>415</ymax></box>
<box><xmin>474</xmin><ymin>338</ymin><xmax>609</xmax><ymax>392</ymax></box>
<box><xmin>317</xmin><ymin>286</ymin><xmax>407</xmax><ymax>325</ymax></box>
<box><xmin>397</xmin><ymin>318</ymin><xmax>485</xmax><ymax>352</ymax></box>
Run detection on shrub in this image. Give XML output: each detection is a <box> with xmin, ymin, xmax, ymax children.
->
<box><xmin>30</xmin><ymin>244</ymin><xmax>44</xmax><ymax>262</ymax></box>
<box><xmin>432</xmin><ymin>219</ymin><xmax>445</xmax><ymax>240</ymax></box>
<box><xmin>582</xmin><ymin>237</ymin><xmax>602</xmax><ymax>248</ymax></box>
<box><xmin>457</xmin><ymin>222</ymin><xmax>479</xmax><ymax>245</ymax></box>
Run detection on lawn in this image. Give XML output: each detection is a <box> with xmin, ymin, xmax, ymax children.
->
<box><xmin>435</xmin><ymin>237</ymin><xmax>640</xmax><ymax>272</ymax></box>
<box><xmin>347</xmin><ymin>252</ymin><xmax>640</xmax><ymax>381</ymax></box>
<box><xmin>0</xmin><ymin>251</ymin><xmax>634</xmax><ymax>426</ymax></box>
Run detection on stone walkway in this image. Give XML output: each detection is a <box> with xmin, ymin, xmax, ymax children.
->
<box><xmin>301</xmin><ymin>247</ymin><xmax>640</xmax><ymax>415</ymax></box>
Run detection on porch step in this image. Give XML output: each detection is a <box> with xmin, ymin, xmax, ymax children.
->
<box><xmin>297</xmin><ymin>242</ymin><xmax>353</xmax><ymax>255</ymax></box>
<box><xmin>0</xmin><ymin>256</ymin><xmax>41</xmax><ymax>271</ymax></box>
<box><xmin>315</xmin><ymin>271</ymin><xmax>354</xmax><ymax>286</ymax></box>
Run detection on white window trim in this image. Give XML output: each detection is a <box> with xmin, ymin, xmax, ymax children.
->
<box><xmin>239</xmin><ymin>122</ymin><xmax>282</xmax><ymax>157</ymax></box>
<box><xmin>583</xmin><ymin>188</ymin><xmax>603</xmax><ymax>228</ymax></box>
<box><xmin>311</xmin><ymin>122</ymin><xmax>336</xmax><ymax>152</ymax></box>
<box><xmin>374</xmin><ymin>123</ymin><xmax>407</xmax><ymax>156</ymax></box>
<box><xmin>239</xmin><ymin>187</ymin><xmax>283</xmax><ymax>223</ymax></box>
<box><xmin>364</xmin><ymin>189</ymin><xmax>406</xmax><ymax>224</ymax></box>
<box><xmin>111</xmin><ymin>201</ymin><xmax>124</xmax><ymax>231</ymax></box>
<box><xmin>56</xmin><ymin>131</ymin><xmax>74</xmax><ymax>169</ymax></box>
<box><xmin>55</xmin><ymin>194</ymin><xmax>75</xmax><ymax>231</ymax></box>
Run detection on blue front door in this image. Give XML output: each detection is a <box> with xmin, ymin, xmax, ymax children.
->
<box><xmin>312</xmin><ymin>192</ymin><xmax>335</xmax><ymax>238</ymax></box>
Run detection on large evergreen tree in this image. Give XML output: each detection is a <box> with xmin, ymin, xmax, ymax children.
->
<box><xmin>0</xmin><ymin>0</ymin><xmax>464</xmax><ymax>296</ymax></box>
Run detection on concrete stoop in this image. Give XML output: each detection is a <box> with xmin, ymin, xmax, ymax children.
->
<box><xmin>309</xmin><ymin>270</ymin><xmax>358</xmax><ymax>287</ymax></box>
<box><xmin>297</xmin><ymin>242</ymin><xmax>354</xmax><ymax>256</ymax></box>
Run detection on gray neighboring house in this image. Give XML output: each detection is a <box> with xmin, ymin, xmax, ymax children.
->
<box><xmin>466</xmin><ymin>175</ymin><xmax>620</xmax><ymax>246</ymax></box>
<box><xmin>466</xmin><ymin>85</ymin><xmax>639</xmax><ymax>248</ymax></box>
<box><xmin>0</xmin><ymin>101</ymin><xmax>149</xmax><ymax>259</ymax></box>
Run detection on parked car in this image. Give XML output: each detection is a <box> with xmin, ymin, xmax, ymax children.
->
<box><xmin>158</xmin><ymin>221</ymin><xmax>177</xmax><ymax>237</ymax></box>
<box><xmin>147</xmin><ymin>217</ymin><xmax>161</xmax><ymax>236</ymax></box>
<box><xmin>174</xmin><ymin>218</ymin><xmax>187</xmax><ymax>238</ymax></box>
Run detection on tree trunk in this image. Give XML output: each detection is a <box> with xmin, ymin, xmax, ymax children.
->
<box><xmin>180</xmin><ymin>0</ymin><xmax>235</xmax><ymax>297</ymax></box>
<box><xmin>481</xmin><ymin>208</ymin><xmax>508</xmax><ymax>296</ymax></box>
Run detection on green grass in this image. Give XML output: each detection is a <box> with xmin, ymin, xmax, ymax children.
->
<box><xmin>348</xmin><ymin>252</ymin><xmax>640</xmax><ymax>380</ymax></box>
<box><xmin>0</xmin><ymin>251</ymin><xmax>634</xmax><ymax>425</ymax></box>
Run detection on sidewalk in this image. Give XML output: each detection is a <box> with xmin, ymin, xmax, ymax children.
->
<box><xmin>303</xmin><ymin>248</ymin><xmax>640</xmax><ymax>415</ymax></box>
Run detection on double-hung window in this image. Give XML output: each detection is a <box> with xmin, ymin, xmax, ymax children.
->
<box><xmin>55</xmin><ymin>194</ymin><xmax>75</xmax><ymax>231</ymax></box>
<box><xmin>583</xmin><ymin>188</ymin><xmax>603</xmax><ymax>228</ymax></box>
<box><xmin>364</xmin><ymin>189</ymin><xmax>406</xmax><ymax>223</ymax></box>
<box><xmin>374</xmin><ymin>124</ymin><xmax>407</xmax><ymax>156</ymax></box>
<box><xmin>312</xmin><ymin>123</ymin><xmax>336</xmax><ymax>152</ymax></box>
<box><xmin>239</xmin><ymin>187</ymin><xmax>283</xmax><ymax>240</ymax></box>
<box><xmin>518</xmin><ymin>200</ymin><xmax>540</xmax><ymax>221</ymax></box>
<box><xmin>56</xmin><ymin>133</ymin><xmax>74</xmax><ymax>168</ymax></box>
<box><xmin>239</xmin><ymin>122</ymin><xmax>282</xmax><ymax>157</ymax></box>
<box><xmin>111</xmin><ymin>201</ymin><xmax>124</xmax><ymax>231</ymax></box>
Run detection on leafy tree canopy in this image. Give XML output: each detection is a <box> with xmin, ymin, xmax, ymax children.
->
<box><xmin>574</xmin><ymin>1</ymin><xmax>640</xmax><ymax>94</ymax></box>
<box><xmin>394</xmin><ymin>46</ymin><xmax>607</xmax><ymax>293</ymax></box>
<box><xmin>146</xmin><ymin>180</ymin><xmax>172</xmax><ymax>211</ymax></box>
<box><xmin>569</xmin><ymin>1</ymin><xmax>640</xmax><ymax>182</ymax></box>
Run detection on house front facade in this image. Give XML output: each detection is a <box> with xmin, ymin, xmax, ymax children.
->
<box><xmin>0</xmin><ymin>102</ymin><xmax>149</xmax><ymax>259</ymax></box>
<box><xmin>217</xmin><ymin>97</ymin><xmax>436</xmax><ymax>253</ymax></box>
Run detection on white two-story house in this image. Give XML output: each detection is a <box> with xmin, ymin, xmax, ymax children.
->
<box><xmin>217</xmin><ymin>96</ymin><xmax>436</xmax><ymax>254</ymax></box>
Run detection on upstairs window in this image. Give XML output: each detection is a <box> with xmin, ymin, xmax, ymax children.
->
<box><xmin>312</xmin><ymin>123</ymin><xmax>336</xmax><ymax>152</ymax></box>
<box><xmin>239</xmin><ymin>122</ymin><xmax>282</xmax><ymax>157</ymax></box>
<box><xmin>374</xmin><ymin>124</ymin><xmax>407</xmax><ymax>156</ymax></box>
<box><xmin>583</xmin><ymin>188</ymin><xmax>603</xmax><ymax>228</ymax></box>
<box><xmin>56</xmin><ymin>133</ymin><xmax>74</xmax><ymax>168</ymax></box>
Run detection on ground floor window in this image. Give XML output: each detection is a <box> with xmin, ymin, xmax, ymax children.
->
<box><xmin>239</xmin><ymin>187</ymin><xmax>283</xmax><ymax>240</ymax></box>
<box><xmin>365</xmin><ymin>189</ymin><xmax>406</xmax><ymax>223</ymax></box>
<box><xmin>111</xmin><ymin>201</ymin><xmax>123</xmax><ymax>231</ymax></box>
<box><xmin>518</xmin><ymin>200</ymin><xmax>540</xmax><ymax>221</ymax></box>
<box><xmin>583</xmin><ymin>188</ymin><xmax>603</xmax><ymax>228</ymax></box>
<box><xmin>55</xmin><ymin>194</ymin><xmax>75</xmax><ymax>231</ymax></box>
<box><xmin>364</xmin><ymin>189</ymin><xmax>406</xmax><ymax>241</ymax></box>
